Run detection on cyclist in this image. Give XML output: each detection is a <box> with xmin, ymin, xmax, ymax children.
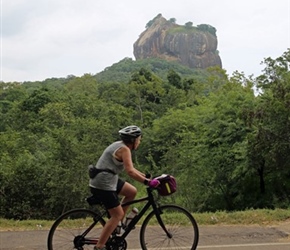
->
<box><xmin>89</xmin><ymin>125</ymin><xmax>160</xmax><ymax>250</ymax></box>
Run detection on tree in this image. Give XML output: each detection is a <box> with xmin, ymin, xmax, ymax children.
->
<box><xmin>21</xmin><ymin>88</ymin><xmax>54</xmax><ymax>113</ymax></box>
<box><xmin>144</xmin><ymin>76</ymin><xmax>256</xmax><ymax>211</ymax></box>
<box><xmin>247</xmin><ymin>49</ymin><xmax>290</xmax><ymax>207</ymax></box>
<box><xmin>185</xmin><ymin>22</ymin><xmax>193</xmax><ymax>28</ymax></box>
<box><xmin>197</xmin><ymin>24</ymin><xmax>217</xmax><ymax>36</ymax></box>
<box><xmin>169</xmin><ymin>18</ymin><xmax>176</xmax><ymax>24</ymax></box>
<box><xmin>127</xmin><ymin>68</ymin><xmax>166</xmax><ymax>126</ymax></box>
<box><xmin>167</xmin><ymin>69</ymin><xmax>182</xmax><ymax>89</ymax></box>
<box><xmin>2</xmin><ymin>50</ymin><xmax>290</xmax><ymax>218</ymax></box>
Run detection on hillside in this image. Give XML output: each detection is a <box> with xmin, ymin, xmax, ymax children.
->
<box><xmin>95</xmin><ymin>57</ymin><xmax>213</xmax><ymax>84</ymax></box>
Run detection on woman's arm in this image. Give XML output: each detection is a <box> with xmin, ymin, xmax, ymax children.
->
<box><xmin>118</xmin><ymin>146</ymin><xmax>149</xmax><ymax>183</ymax></box>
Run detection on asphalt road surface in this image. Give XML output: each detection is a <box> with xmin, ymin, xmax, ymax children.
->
<box><xmin>1</xmin><ymin>222</ymin><xmax>290</xmax><ymax>250</ymax></box>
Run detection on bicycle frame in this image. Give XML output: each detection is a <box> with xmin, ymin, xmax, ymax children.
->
<box><xmin>72</xmin><ymin>187</ymin><xmax>171</xmax><ymax>248</ymax></box>
<box><xmin>80</xmin><ymin>187</ymin><xmax>172</xmax><ymax>245</ymax></box>
<box><xmin>118</xmin><ymin>187</ymin><xmax>171</xmax><ymax>239</ymax></box>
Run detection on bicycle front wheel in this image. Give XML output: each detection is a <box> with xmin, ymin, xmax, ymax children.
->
<box><xmin>140</xmin><ymin>204</ymin><xmax>199</xmax><ymax>250</ymax></box>
<box><xmin>47</xmin><ymin>208</ymin><xmax>106</xmax><ymax>250</ymax></box>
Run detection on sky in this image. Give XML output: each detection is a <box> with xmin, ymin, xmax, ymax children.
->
<box><xmin>1</xmin><ymin>0</ymin><xmax>290</xmax><ymax>82</ymax></box>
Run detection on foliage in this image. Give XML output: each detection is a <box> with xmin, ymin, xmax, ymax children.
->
<box><xmin>197</xmin><ymin>24</ymin><xmax>217</xmax><ymax>37</ymax></box>
<box><xmin>169</xmin><ymin>18</ymin><xmax>176</xmax><ymax>24</ymax></box>
<box><xmin>167</xmin><ymin>26</ymin><xmax>198</xmax><ymax>35</ymax></box>
<box><xmin>1</xmin><ymin>50</ymin><xmax>290</xmax><ymax>219</ymax></box>
<box><xmin>247</xmin><ymin>49</ymin><xmax>290</xmax><ymax>208</ymax></box>
<box><xmin>185</xmin><ymin>22</ymin><xmax>193</xmax><ymax>28</ymax></box>
<box><xmin>95</xmin><ymin>57</ymin><xmax>209</xmax><ymax>84</ymax></box>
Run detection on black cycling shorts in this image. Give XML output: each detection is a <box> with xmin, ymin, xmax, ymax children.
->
<box><xmin>90</xmin><ymin>178</ymin><xmax>125</xmax><ymax>209</ymax></box>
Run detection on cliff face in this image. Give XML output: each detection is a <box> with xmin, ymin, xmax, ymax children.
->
<box><xmin>133</xmin><ymin>15</ymin><xmax>222</xmax><ymax>69</ymax></box>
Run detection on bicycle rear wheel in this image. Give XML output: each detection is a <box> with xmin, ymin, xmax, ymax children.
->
<box><xmin>140</xmin><ymin>204</ymin><xmax>199</xmax><ymax>250</ymax></box>
<box><xmin>47</xmin><ymin>208</ymin><xmax>106</xmax><ymax>250</ymax></box>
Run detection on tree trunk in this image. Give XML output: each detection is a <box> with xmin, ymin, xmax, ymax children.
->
<box><xmin>257</xmin><ymin>159</ymin><xmax>265</xmax><ymax>194</ymax></box>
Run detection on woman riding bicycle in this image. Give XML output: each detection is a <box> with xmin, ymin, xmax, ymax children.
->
<box><xmin>89</xmin><ymin>125</ymin><xmax>160</xmax><ymax>250</ymax></box>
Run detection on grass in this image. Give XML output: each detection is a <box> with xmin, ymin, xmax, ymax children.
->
<box><xmin>167</xmin><ymin>26</ymin><xmax>198</xmax><ymax>35</ymax></box>
<box><xmin>1</xmin><ymin>209</ymin><xmax>290</xmax><ymax>231</ymax></box>
<box><xmin>0</xmin><ymin>219</ymin><xmax>54</xmax><ymax>231</ymax></box>
<box><xmin>194</xmin><ymin>208</ymin><xmax>290</xmax><ymax>225</ymax></box>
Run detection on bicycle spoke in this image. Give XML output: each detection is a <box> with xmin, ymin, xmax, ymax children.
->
<box><xmin>140</xmin><ymin>205</ymin><xmax>199</xmax><ymax>250</ymax></box>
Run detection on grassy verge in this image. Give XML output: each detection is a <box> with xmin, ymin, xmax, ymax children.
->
<box><xmin>0</xmin><ymin>219</ymin><xmax>54</xmax><ymax>231</ymax></box>
<box><xmin>194</xmin><ymin>208</ymin><xmax>290</xmax><ymax>225</ymax></box>
<box><xmin>1</xmin><ymin>209</ymin><xmax>290</xmax><ymax>231</ymax></box>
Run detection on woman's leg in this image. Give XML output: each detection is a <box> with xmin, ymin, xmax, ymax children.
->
<box><xmin>96</xmin><ymin>205</ymin><xmax>124</xmax><ymax>248</ymax></box>
<box><xmin>118</xmin><ymin>181</ymin><xmax>137</xmax><ymax>215</ymax></box>
<box><xmin>96</xmin><ymin>182</ymin><xmax>137</xmax><ymax>248</ymax></box>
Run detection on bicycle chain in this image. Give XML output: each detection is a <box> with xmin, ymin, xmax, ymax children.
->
<box><xmin>107</xmin><ymin>236</ymin><xmax>127</xmax><ymax>250</ymax></box>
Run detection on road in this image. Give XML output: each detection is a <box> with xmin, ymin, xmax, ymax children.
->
<box><xmin>1</xmin><ymin>222</ymin><xmax>290</xmax><ymax>249</ymax></box>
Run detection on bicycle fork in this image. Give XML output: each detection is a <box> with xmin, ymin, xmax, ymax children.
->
<box><xmin>154</xmin><ymin>205</ymin><xmax>173</xmax><ymax>238</ymax></box>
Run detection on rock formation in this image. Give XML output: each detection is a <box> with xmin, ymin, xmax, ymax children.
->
<box><xmin>133</xmin><ymin>14</ymin><xmax>222</xmax><ymax>69</ymax></box>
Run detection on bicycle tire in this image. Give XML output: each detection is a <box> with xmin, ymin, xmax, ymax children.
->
<box><xmin>140</xmin><ymin>204</ymin><xmax>199</xmax><ymax>250</ymax></box>
<box><xmin>47</xmin><ymin>208</ymin><xmax>106</xmax><ymax>250</ymax></box>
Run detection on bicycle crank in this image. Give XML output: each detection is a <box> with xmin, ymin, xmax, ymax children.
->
<box><xmin>107</xmin><ymin>236</ymin><xmax>127</xmax><ymax>250</ymax></box>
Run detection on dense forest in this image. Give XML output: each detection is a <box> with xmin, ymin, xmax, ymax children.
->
<box><xmin>1</xmin><ymin>49</ymin><xmax>290</xmax><ymax>220</ymax></box>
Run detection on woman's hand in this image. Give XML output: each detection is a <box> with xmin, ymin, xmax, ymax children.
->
<box><xmin>148</xmin><ymin>179</ymin><xmax>160</xmax><ymax>188</ymax></box>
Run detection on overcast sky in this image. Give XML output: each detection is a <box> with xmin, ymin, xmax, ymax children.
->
<box><xmin>1</xmin><ymin>0</ymin><xmax>290</xmax><ymax>82</ymax></box>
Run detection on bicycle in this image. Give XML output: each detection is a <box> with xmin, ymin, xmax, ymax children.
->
<box><xmin>47</xmin><ymin>175</ymin><xmax>199</xmax><ymax>250</ymax></box>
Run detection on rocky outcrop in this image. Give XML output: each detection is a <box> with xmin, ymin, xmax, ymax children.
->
<box><xmin>133</xmin><ymin>15</ymin><xmax>222</xmax><ymax>69</ymax></box>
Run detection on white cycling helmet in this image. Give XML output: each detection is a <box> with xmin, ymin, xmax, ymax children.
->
<box><xmin>119</xmin><ymin>125</ymin><xmax>142</xmax><ymax>140</ymax></box>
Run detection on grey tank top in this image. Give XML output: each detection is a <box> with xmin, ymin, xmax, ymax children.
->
<box><xmin>89</xmin><ymin>141</ymin><xmax>125</xmax><ymax>191</ymax></box>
